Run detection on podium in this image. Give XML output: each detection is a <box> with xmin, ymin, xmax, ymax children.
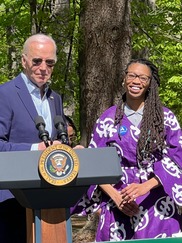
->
<box><xmin>0</xmin><ymin>147</ymin><xmax>121</xmax><ymax>243</ymax></box>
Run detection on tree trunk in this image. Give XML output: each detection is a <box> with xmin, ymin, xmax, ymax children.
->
<box><xmin>79</xmin><ymin>0</ymin><xmax>132</xmax><ymax>146</ymax></box>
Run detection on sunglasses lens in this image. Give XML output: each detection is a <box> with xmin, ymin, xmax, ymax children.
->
<box><xmin>32</xmin><ymin>58</ymin><xmax>56</xmax><ymax>67</ymax></box>
<box><xmin>32</xmin><ymin>58</ymin><xmax>42</xmax><ymax>66</ymax></box>
<box><xmin>45</xmin><ymin>59</ymin><xmax>56</xmax><ymax>67</ymax></box>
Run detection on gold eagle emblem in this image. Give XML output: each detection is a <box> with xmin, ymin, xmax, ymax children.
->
<box><xmin>50</xmin><ymin>153</ymin><xmax>69</xmax><ymax>175</ymax></box>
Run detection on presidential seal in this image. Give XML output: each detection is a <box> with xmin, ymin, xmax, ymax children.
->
<box><xmin>38</xmin><ymin>144</ymin><xmax>79</xmax><ymax>186</ymax></box>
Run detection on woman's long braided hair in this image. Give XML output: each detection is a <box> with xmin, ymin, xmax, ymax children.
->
<box><xmin>114</xmin><ymin>58</ymin><xmax>165</xmax><ymax>168</ymax></box>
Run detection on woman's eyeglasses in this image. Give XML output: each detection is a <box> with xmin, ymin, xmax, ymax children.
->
<box><xmin>69</xmin><ymin>135</ymin><xmax>77</xmax><ymax>143</ymax></box>
<box><xmin>32</xmin><ymin>58</ymin><xmax>56</xmax><ymax>67</ymax></box>
<box><xmin>125</xmin><ymin>72</ymin><xmax>151</xmax><ymax>83</ymax></box>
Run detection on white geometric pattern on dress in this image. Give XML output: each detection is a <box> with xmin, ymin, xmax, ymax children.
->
<box><xmin>162</xmin><ymin>156</ymin><xmax>182</xmax><ymax>178</ymax></box>
<box><xmin>172</xmin><ymin>183</ymin><xmax>182</xmax><ymax>206</ymax></box>
<box><xmin>110</xmin><ymin>221</ymin><xmax>126</xmax><ymax>241</ymax></box>
<box><xmin>96</xmin><ymin>118</ymin><xmax>117</xmax><ymax>138</ymax></box>
<box><xmin>131</xmin><ymin>206</ymin><xmax>149</xmax><ymax>231</ymax></box>
<box><xmin>154</xmin><ymin>196</ymin><xmax>175</xmax><ymax>220</ymax></box>
<box><xmin>164</xmin><ymin>111</ymin><xmax>180</xmax><ymax>130</ymax></box>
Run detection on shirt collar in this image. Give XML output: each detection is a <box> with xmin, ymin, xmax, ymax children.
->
<box><xmin>124</xmin><ymin>103</ymin><xmax>144</xmax><ymax>117</ymax></box>
<box><xmin>21</xmin><ymin>72</ymin><xmax>49</xmax><ymax>97</ymax></box>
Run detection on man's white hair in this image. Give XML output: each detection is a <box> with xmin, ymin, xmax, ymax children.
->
<box><xmin>22</xmin><ymin>33</ymin><xmax>57</xmax><ymax>60</ymax></box>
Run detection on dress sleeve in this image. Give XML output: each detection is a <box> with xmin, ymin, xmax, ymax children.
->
<box><xmin>88</xmin><ymin>106</ymin><xmax>117</xmax><ymax>149</ymax></box>
<box><xmin>154</xmin><ymin>108</ymin><xmax>182</xmax><ymax>206</ymax></box>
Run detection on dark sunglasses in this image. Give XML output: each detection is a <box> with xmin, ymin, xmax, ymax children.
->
<box><xmin>32</xmin><ymin>58</ymin><xmax>56</xmax><ymax>67</ymax></box>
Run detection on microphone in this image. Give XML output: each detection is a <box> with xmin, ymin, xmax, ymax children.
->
<box><xmin>54</xmin><ymin>115</ymin><xmax>69</xmax><ymax>145</ymax></box>
<box><xmin>34</xmin><ymin>115</ymin><xmax>50</xmax><ymax>147</ymax></box>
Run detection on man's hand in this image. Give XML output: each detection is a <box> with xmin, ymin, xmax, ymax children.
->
<box><xmin>38</xmin><ymin>140</ymin><xmax>61</xmax><ymax>150</ymax></box>
<box><xmin>73</xmin><ymin>145</ymin><xmax>84</xmax><ymax>149</ymax></box>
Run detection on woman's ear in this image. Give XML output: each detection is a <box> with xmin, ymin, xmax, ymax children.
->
<box><xmin>122</xmin><ymin>79</ymin><xmax>126</xmax><ymax>88</ymax></box>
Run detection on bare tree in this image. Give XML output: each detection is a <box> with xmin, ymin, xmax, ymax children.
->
<box><xmin>79</xmin><ymin>0</ymin><xmax>132</xmax><ymax>146</ymax></box>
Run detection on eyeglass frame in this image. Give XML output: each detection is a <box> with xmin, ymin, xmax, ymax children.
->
<box><xmin>23</xmin><ymin>54</ymin><xmax>57</xmax><ymax>68</ymax></box>
<box><xmin>125</xmin><ymin>72</ymin><xmax>151</xmax><ymax>83</ymax></box>
<box><xmin>32</xmin><ymin>58</ymin><xmax>56</xmax><ymax>67</ymax></box>
<box><xmin>69</xmin><ymin>134</ymin><xmax>77</xmax><ymax>143</ymax></box>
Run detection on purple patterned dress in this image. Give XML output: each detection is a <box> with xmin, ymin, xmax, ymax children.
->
<box><xmin>71</xmin><ymin>105</ymin><xmax>182</xmax><ymax>241</ymax></box>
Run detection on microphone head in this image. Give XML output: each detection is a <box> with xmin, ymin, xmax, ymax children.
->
<box><xmin>34</xmin><ymin>116</ymin><xmax>46</xmax><ymax>129</ymax></box>
<box><xmin>54</xmin><ymin>115</ymin><xmax>65</xmax><ymax>129</ymax></box>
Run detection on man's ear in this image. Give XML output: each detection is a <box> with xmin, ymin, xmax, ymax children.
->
<box><xmin>21</xmin><ymin>54</ymin><xmax>26</xmax><ymax>69</ymax></box>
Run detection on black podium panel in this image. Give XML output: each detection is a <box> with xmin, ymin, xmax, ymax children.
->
<box><xmin>0</xmin><ymin>147</ymin><xmax>122</xmax><ymax>209</ymax></box>
<box><xmin>11</xmin><ymin>186</ymin><xmax>88</xmax><ymax>209</ymax></box>
<box><xmin>0</xmin><ymin>147</ymin><xmax>121</xmax><ymax>188</ymax></box>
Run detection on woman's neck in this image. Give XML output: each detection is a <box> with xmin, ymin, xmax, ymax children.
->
<box><xmin>125</xmin><ymin>99</ymin><xmax>145</xmax><ymax>111</ymax></box>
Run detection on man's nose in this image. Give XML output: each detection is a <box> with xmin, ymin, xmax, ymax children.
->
<box><xmin>39</xmin><ymin>61</ymin><xmax>48</xmax><ymax>69</ymax></box>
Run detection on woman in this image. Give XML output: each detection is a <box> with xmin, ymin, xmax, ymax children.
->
<box><xmin>65</xmin><ymin>115</ymin><xmax>77</xmax><ymax>147</ymax></box>
<box><xmin>71</xmin><ymin>58</ymin><xmax>182</xmax><ymax>241</ymax></box>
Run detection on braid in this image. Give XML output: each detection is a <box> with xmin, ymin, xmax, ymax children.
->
<box><xmin>136</xmin><ymin>60</ymin><xmax>165</xmax><ymax>166</ymax></box>
<box><xmin>137</xmin><ymin>77</ymin><xmax>165</xmax><ymax>165</ymax></box>
<box><xmin>114</xmin><ymin>93</ymin><xmax>126</xmax><ymax>126</ymax></box>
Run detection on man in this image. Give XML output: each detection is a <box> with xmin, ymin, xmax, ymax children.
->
<box><xmin>0</xmin><ymin>34</ymin><xmax>64</xmax><ymax>242</ymax></box>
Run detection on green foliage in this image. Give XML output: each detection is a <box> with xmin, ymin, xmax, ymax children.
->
<box><xmin>131</xmin><ymin>0</ymin><xmax>182</xmax><ymax>124</ymax></box>
<box><xmin>160</xmin><ymin>75</ymin><xmax>182</xmax><ymax>123</ymax></box>
<box><xmin>0</xmin><ymin>0</ymin><xmax>181</xmax><ymax>128</ymax></box>
<box><xmin>0</xmin><ymin>0</ymin><xmax>80</xmax><ymax>115</ymax></box>
<box><xmin>0</xmin><ymin>0</ymin><xmax>31</xmax><ymax>82</ymax></box>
